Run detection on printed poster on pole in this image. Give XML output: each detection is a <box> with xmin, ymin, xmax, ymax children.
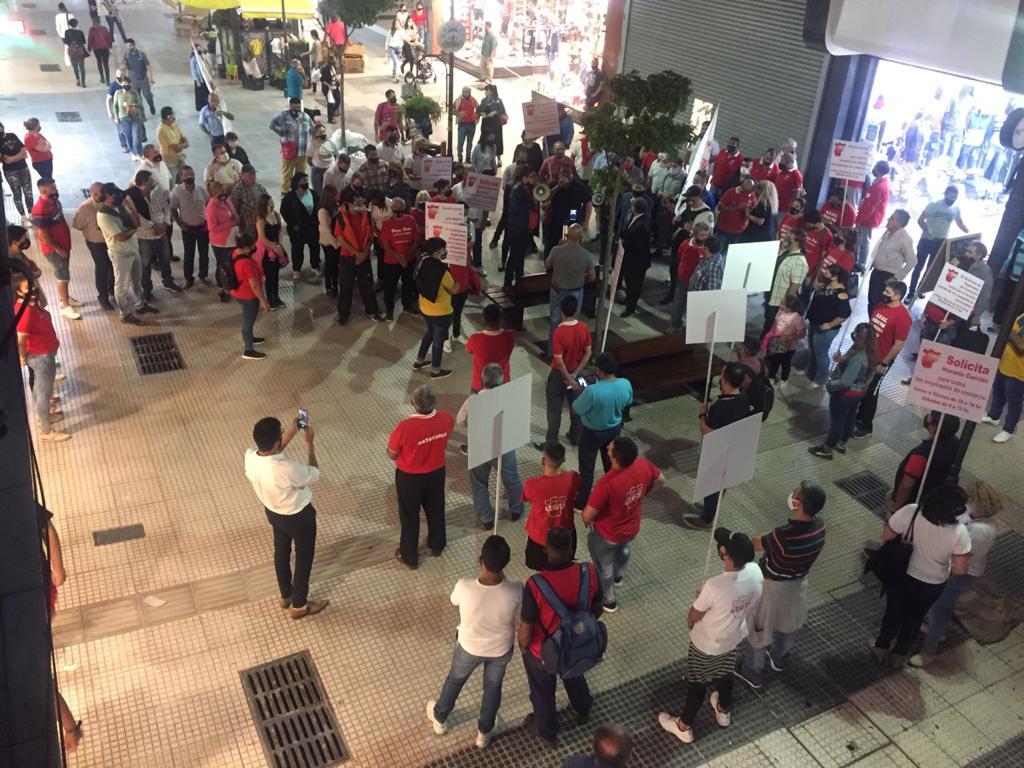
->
<box><xmin>522</xmin><ymin>97</ymin><xmax>560</xmax><ymax>139</ymax></box>
<box><xmin>929</xmin><ymin>263</ymin><xmax>985</xmax><ymax>320</ymax></box>
<box><xmin>693</xmin><ymin>413</ymin><xmax>762</xmax><ymax>499</ymax></box>
<box><xmin>462</xmin><ymin>171</ymin><xmax>502</xmax><ymax>211</ymax></box>
<box><xmin>828</xmin><ymin>140</ymin><xmax>875</xmax><ymax>183</ymax></box>
<box><xmin>907</xmin><ymin>342</ymin><xmax>998</xmax><ymax>422</ymax></box>
<box><xmin>467</xmin><ymin>374</ymin><xmax>533</xmax><ymax>469</ymax></box>
<box><xmin>420</xmin><ymin>156</ymin><xmax>453</xmax><ymax>190</ymax></box>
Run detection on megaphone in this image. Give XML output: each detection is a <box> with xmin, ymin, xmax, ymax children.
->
<box><xmin>592</xmin><ymin>191</ymin><xmax>606</xmax><ymax>206</ymax></box>
<box><xmin>533</xmin><ymin>183</ymin><xmax>551</xmax><ymax>203</ymax></box>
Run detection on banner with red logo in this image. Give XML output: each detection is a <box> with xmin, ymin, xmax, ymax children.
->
<box><xmin>929</xmin><ymin>263</ymin><xmax>985</xmax><ymax>320</ymax></box>
<box><xmin>425</xmin><ymin>202</ymin><xmax>467</xmax><ymax>266</ymax></box>
<box><xmin>522</xmin><ymin>97</ymin><xmax>560</xmax><ymax>139</ymax></box>
<box><xmin>418</xmin><ymin>156</ymin><xmax>453</xmax><ymax>191</ymax></box>
<box><xmin>828</xmin><ymin>140</ymin><xmax>875</xmax><ymax>182</ymax></box>
<box><xmin>462</xmin><ymin>171</ymin><xmax>502</xmax><ymax>211</ymax></box>
<box><xmin>907</xmin><ymin>342</ymin><xmax>998</xmax><ymax>422</ymax></box>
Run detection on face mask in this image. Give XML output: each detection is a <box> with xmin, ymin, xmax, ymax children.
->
<box><xmin>298</xmin><ymin>183</ymin><xmax>308</xmax><ymax>190</ymax></box>
<box><xmin>554</xmin><ymin>151</ymin><xmax>564</xmax><ymax>158</ymax></box>
<box><xmin>50</xmin><ymin>192</ymin><xmax>60</xmax><ymax>200</ymax></box>
<box><xmin>727</xmin><ymin>145</ymin><xmax>738</xmax><ymax>154</ymax></box>
<box><xmin>218</xmin><ymin>193</ymin><xmax>228</xmax><ymax>201</ymax></box>
<box><xmin>290</xmin><ymin>109</ymin><xmax>301</xmax><ymax>116</ymax></box>
<box><xmin>368</xmin><ymin>157</ymin><xmax>379</xmax><ymax>164</ymax></box>
<box><xmin>789</xmin><ymin>207</ymin><xmax>799</xmax><ymax>215</ymax></box>
<box><xmin>152</xmin><ymin>154</ymin><xmax>162</xmax><ymax>163</ymax></box>
<box><xmin>353</xmin><ymin>204</ymin><xmax>367</xmax><ymax>212</ymax></box>
<box><xmin>183</xmin><ymin>178</ymin><xmax>195</xmax><ymax>186</ymax></box>
<box><xmin>787</xmin><ymin>493</ymin><xmax>798</xmax><ymax>511</ymax></box>
<box><xmin>388</xmin><ymin>97</ymin><xmax>397</xmax><ymax>105</ymax></box>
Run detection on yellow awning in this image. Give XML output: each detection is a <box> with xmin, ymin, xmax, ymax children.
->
<box><xmin>239</xmin><ymin>0</ymin><xmax>317</xmax><ymax>19</ymax></box>
<box><xmin>162</xmin><ymin>0</ymin><xmax>240</xmax><ymax>10</ymax></box>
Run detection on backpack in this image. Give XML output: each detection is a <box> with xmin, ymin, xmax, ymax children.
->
<box><xmin>415</xmin><ymin>256</ymin><xmax>447</xmax><ymax>303</ymax></box>
<box><xmin>739</xmin><ymin>362</ymin><xmax>774</xmax><ymax>421</ymax></box>
<box><xmin>532</xmin><ymin>564</ymin><xmax>608</xmax><ymax>679</ymax></box>
<box><xmin>224</xmin><ymin>253</ymin><xmax>250</xmax><ymax>291</ymax></box>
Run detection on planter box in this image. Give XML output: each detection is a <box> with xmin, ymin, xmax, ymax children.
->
<box><xmin>343</xmin><ymin>55</ymin><xmax>364</xmax><ymax>74</ymax></box>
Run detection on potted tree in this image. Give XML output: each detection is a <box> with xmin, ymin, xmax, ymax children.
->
<box><xmin>400</xmin><ymin>95</ymin><xmax>443</xmax><ymax>141</ymax></box>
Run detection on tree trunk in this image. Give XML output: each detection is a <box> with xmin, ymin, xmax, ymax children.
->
<box><xmin>595</xmin><ymin>170</ymin><xmax>623</xmax><ymax>350</ymax></box>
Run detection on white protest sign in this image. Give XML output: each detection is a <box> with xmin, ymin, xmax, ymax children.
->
<box><xmin>443</xmin><ymin>223</ymin><xmax>469</xmax><ymax>267</ymax></box>
<box><xmin>929</xmin><ymin>263</ymin><xmax>985</xmax><ymax>320</ymax></box>
<box><xmin>722</xmin><ymin>241</ymin><xmax>778</xmax><ymax>293</ymax></box>
<box><xmin>522</xmin><ymin>98</ymin><xmax>560</xmax><ymax>139</ymax></box>
<box><xmin>600</xmin><ymin>243</ymin><xmax>626</xmax><ymax>352</ymax></box>
<box><xmin>693</xmin><ymin>412</ymin><xmax>762</xmax><ymax>499</ymax></box>
<box><xmin>685</xmin><ymin>289</ymin><xmax>747</xmax><ymax>345</ymax></box>
<box><xmin>425</xmin><ymin>201</ymin><xmax>464</xmax><ymax>241</ymax></box>
<box><xmin>467</xmin><ymin>374</ymin><xmax>532</xmax><ymax>469</ymax></box>
<box><xmin>828</xmin><ymin>140</ymin><xmax>875</xmax><ymax>183</ymax></box>
<box><xmin>679</xmin><ymin>106</ymin><xmax>718</xmax><ymax>214</ymax></box>
<box><xmin>421</xmin><ymin>155</ymin><xmax>453</xmax><ymax>190</ymax></box>
<box><xmin>462</xmin><ymin>171</ymin><xmax>502</xmax><ymax>211</ymax></box>
<box><xmin>907</xmin><ymin>342</ymin><xmax>998</xmax><ymax>422</ymax></box>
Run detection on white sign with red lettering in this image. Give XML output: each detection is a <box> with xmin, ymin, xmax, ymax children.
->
<box><xmin>443</xmin><ymin>222</ymin><xmax>469</xmax><ymax>267</ymax></box>
<box><xmin>425</xmin><ymin>201</ymin><xmax>465</xmax><ymax>259</ymax></box>
<box><xmin>462</xmin><ymin>171</ymin><xmax>502</xmax><ymax>211</ymax></box>
<box><xmin>420</xmin><ymin>156</ymin><xmax>453</xmax><ymax>190</ymax></box>
<box><xmin>907</xmin><ymin>342</ymin><xmax>998</xmax><ymax>422</ymax></box>
<box><xmin>522</xmin><ymin>97</ymin><xmax>560</xmax><ymax>139</ymax></box>
<box><xmin>929</xmin><ymin>263</ymin><xmax>985</xmax><ymax>320</ymax></box>
<box><xmin>829</xmin><ymin>140</ymin><xmax>875</xmax><ymax>182</ymax></box>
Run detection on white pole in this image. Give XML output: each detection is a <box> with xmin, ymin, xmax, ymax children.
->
<box><xmin>914</xmin><ymin>412</ymin><xmax>944</xmax><ymax>505</ymax></box>
<box><xmin>492</xmin><ymin>451</ymin><xmax>502</xmax><ymax>536</ymax></box>
<box><xmin>699</xmin><ymin>445</ymin><xmax>731</xmax><ymax>584</ymax></box>
<box><xmin>703</xmin><ymin>311</ymin><xmax>718</xmax><ymax>405</ymax></box>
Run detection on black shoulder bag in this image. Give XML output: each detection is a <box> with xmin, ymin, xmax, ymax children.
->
<box><xmin>864</xmin><ymin>506</ymin><xmax>919</xmax><ymax>596</ymax></box>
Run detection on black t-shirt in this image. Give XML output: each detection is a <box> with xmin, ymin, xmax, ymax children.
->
<box><xmin>807</xmin><ymin>287</ymin><xmax>851</xmax><ymax>325</ymax></box>
<box><xmin>1</xmin><ymin>133</ymin><xmax>28</xmax><ymax>171</ymax></box>
<box><xmin>706</xmin><ymin>392</ymin><xmax>752</xmax><ymax>429</ymax></box>
<box><xmin>549</xmin><ymin>179</ymin><xmax>592</xmax><ymax>227</ymax></box>
<box><xmin>740</xmin><ymin>202</ymin><xmax>775</xmax><ymax>242</ymax></box>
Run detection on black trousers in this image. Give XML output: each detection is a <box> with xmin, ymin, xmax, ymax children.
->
<box><xmin>576</xmin><ymin>424</ymin><xmax>621</xmax><ymax>508</ymax></box>
<box><xmin>381</xmin><ymin>261</ymin><xmax>417</xmax><ymax>313</ymax></box>
<box><xmin>766</xmin><ymin>350</ymin><xmax>796</xmax><ymax>381</ymax></box>
<box><xmin>867</xmin><ymin>269</ymin><xmax>894</xmax><ymax>315</ymax></box>
<box><xmin>265</xmin><ymin>504</ymin><xmax>317</xmax><ymax>609</ymax></box>
<box><xmin>94</xmin><ymin>48</ymin><xmax>110</xmax><ymax>82</ymax></box>
<box><xmin>451</xmin><ymin>292</ymin><xmax>468</xmax><ymax>337</ymax></box>
<box><xmin>337</xmin><ymin>257</ymin><xmax>378</xmax><ymax>321</ymax></box>
<box><xmin>396</xmin><ymin>467</ymin><xmax>446</xmax><ymax>567</ymax></box>
<box><xmin>181</xmin><ymin>225</ymin><xmax>209</xmax><ymax>280</ymax></box>
<box><xmin>545</xmin><ymin>368</ymin><xmax>581</xmax><ymax>442</ymax></box>
<box><xmin>681</xmin><ymin>676</ymin><xmax>734</xmax><ymax>725</ymax></box>
<box><xmin>622</xmin><ymin>265</ymin><xmax>648</xmax><ymax>311</ymax></box>
<box><xmin>523</xmin><ymin>651</ymin><xmax>592</xmax><ymax>743</ymax></box>
<box><xmin>212</xmin><ymin>245</ymin><xmax>232</xmax><ymax>293</ymax></box>
<box><xmin>263</xmin><ymin>256</ymin><xmax>281</xmax><ymax>304</ymax></box>
<box><xmin>504</xmin><ymin>233</ymin><xmax>530</xmax><ymax>287</ymax></box>
<box><xmin>322</xmin><ymin>245</ymin><xmax>340</xmax><ymax>293</ymax></box>
<box><xmin>875</xmin><ymin>574</ymin><xmax>945</xmax><ymax>655</ymax></box>
<box><xmin>85</xmin><ymin>240</ymin><xmax>114</xmax><ymax>302</ymax></box>
<box><xmin>856</xmin><ymin>369</ymin><xmax>886</xmax><ymax>432</ymax></box>
<box><xmin>543</xmin><ymin>221</ymin><xmax>563</xmax><ymax>259</ymax></box>
<box><xmin>288</xmin><ymin>227</ymin><xmax>319</xmax><ymax>272</ymax></box>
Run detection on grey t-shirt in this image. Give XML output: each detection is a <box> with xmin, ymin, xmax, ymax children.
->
<box><xmin>549</xmin><ymin>243</ymin><xmax>594</xmax><ymax>289</ymax></box>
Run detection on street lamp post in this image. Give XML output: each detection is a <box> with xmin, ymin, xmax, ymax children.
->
<box><xmin>437</xmin><ymin>7</ymin><xmax>466</xmax><ymax>158</ymax></box>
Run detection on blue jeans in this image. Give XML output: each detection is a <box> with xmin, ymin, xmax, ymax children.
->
<box><xmin>716</xmin><ymin>230</ymin><xmax>741</xmax><ymax>252</ymax></box>
<box><xmin>921</xmin><ymin>573</ymin><xmax>975</xmax><ymax>656</ymax></box>
<box><xmin>417</xmin><ymin>313</ymin><xmax>452</xmax><ymax>370</ymax></box>
<box><xmin>238</xmin><ymin>297</ymin><xmax>260</xmax><ymax>351</ymax></box>
<box><xmin>118</xmin><ymin>117</ymin><xmax>143</xmax><ymax>156</ymax></box>
<box><xmin>807</xmin><ymin>325</ymin><xmax>839</xmax><ymax>385</ymax></box>
<box><xmin>575</xmin><ymin>424</ymin><xmax>620</xmax><ymax>508</ymax></box>
<box><xmin>469</xmin><ymin>449</ymin><xmax>524</xmax><ymax>524</ymax></box>
<box><xmin>387</xmin><ymin>46</ymin><xmax>402</xmax><ymax>77</ymax></box>
<box><xmin>433</xmin><ymin>644</ymin><xmax>513</xmax><ymax>734</ymax></box>
<box><xmin>457</xmin><ymin>122</ymin><xmax>476</xmax><ymax>161</ymax></box>
<box><xmin>549</xmin><ymin>286</ymin><xmax>583</xmax><ymax>352</ymax></box>
<box><xmin>587</xmin><ymin>528</ymin><xmax>630</xmax><ymax>605</ymax></box>
<box><xmin>988</xmin><ymin>369</ymin><xmax>1024</xmax><ymax>434</ymax></box>
<box><xmin>827</xmin><ymin>391</ymin><xmax>863</xmax><ymax>447</ymax></box>
<box><xmin>739</xmin><ymin>631</ymin><xmax>795</xmax><ymax>685</ymax></box>
<box><xmin>106</xmin><ymin>15</ymin><xmax>127</xmax><ymax>42</ymax></box>
<box><xmin>921</xmin><ymin>316</ymin><xmax>959</xmax><ymax>346</ymax></box>
<box><xmin>26</xmin><ymin>351</ymin><xmax>57</xmax><ymax>432</ymax></box>
<box><xmin>670</xmin><ymin>283</ymin><xmax>688</xmax><ymax>331</ymax></box>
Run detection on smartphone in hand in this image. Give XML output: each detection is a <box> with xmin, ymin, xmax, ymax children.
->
<box><xmin>298</xmin><ymin>408</ymin><xmax>309</xmax><ymax>430</ymax></box>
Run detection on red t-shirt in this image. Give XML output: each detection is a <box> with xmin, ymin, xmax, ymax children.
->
<box><xmin>551</xmin><ymin>320</ymin><xmax>591</xmax><ymax>372</ymax></box>
<box><xmin>388</xmin><ymin>410</ymin><xmax>454</xmax><ymax>474</ymax></box>
<box><xmin>23</xmin><ymin>132</ymin><xmax>53</xmax><ymax>163</ymax></box>
<box><xmin>902</xmin><ymin>454</ymin><xmax>927</xmax><ymax>480</ymax></box>
<box><xmin>716</xmin><ymin>187</ymin><xmax>752</xmax><ymax>234</ymax></box>
<box><xmin>379</xmin><ymin>214</ymin><xmax>418</xmax><ymax>265</ymax></box>
<box><xmin>677</xmin><ymin>241</ymin><xmax>704</xmax><ymax>284</ymax></box>
<box><xmin>587</xmin><ymin>458</ymin><xmax>661</xmax><ymax>544</ymax></box>
<box><xmin>325</xmin><ymin>19</ymin><xmax>347</xmax><ymax>46</ymax></box>
<box><xmin>374</xmin><ymin>101</ymin><xmax>400</xmax><ymax>140</ymax></box>
<box><xmin>870</xmin><ymin>302</ymin><xmax>912</xmax><ymax>361</ymax></box>
<box><xmin>455</xmin><ymin>97</ymin><xmax>477</xmax><ymax>125</ymax></box>
<box><xmin>30</xmin><ymin>196</ymin><xmax>71</xmax><ymax>254</ymax></box>
<box><xmin>774</xmin><ymin>169</ymin><xmax>804</xmax><ymax>211</ymax></box>
<box><xmin>749</xmin><ymin>160</ymin><xmax>778</xmax><ymax>182</ymax></box>
<box><xmin>820</xmin><ymin>202</ymin><xmax>856</xmax><ymax>229</ymax></box>
<box><xmin>820</xmin><ymin>246</ymin><xmax>854</xmax><ymax>275</ymax></box>
<box><xmin>803</xmin><ymin>228</ymin><xmax>833</xmax><ymax>273</ymax></box>
<box><xmin>411</xmin><ymin>8</ymin><xmax>427</xmax><ymax>25</ymax></box>
<box><xmin>777</xmin><ymin>214</ymin><xmax>803</xmax><ymax>243</ymax></box>
<box><xmin>924</xmin><ymin>300</ymin><xmax>949</xmax><ymax>323</ymax></box>
<box><xmin>465</xmin><ymin>329</ymin><xmax>515</xmax><ymax>391</ymax></box>
<box><xmin>522</xmin><ymin>471</ymin><xmax>581</xmax><ymax>545</ymax></box>
<box><xmin>15</xmin><ymin>300</ymin><xmax>60</xmax><ymax>355</ymax></box>
<box><xmin>523</xmin><ymin>561</ymin><xmax>600</xmax><ymax>658</ymax></box>
<box><xmin>710</xmin><ymin>149</ymin><xmax>744</xmax><ymax>189</ymax></box>
<box><xmin>539</xmin><ymin>155</ymin><xmax>576</xmax><ymax>183</ymax></box>
<box><xmin>856</xmin><ymin>177</ymin><xmax>890</xmax><ymax>228</ymax></box>
<box><xmin>229</xmin><ymin>251</ymin><xmax>263</xmax><ymax>300</ymax></box>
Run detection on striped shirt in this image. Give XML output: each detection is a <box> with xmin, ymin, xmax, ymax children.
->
<box><xmin>760</xmin><ymin>518</ymin><xmax>826</xmax><ymax>581</ymax></box>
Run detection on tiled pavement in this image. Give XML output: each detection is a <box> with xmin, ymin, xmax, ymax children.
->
<box><xmin>4</xmin><ymin>3</ymin><xmax>1024</xmax><ymax>766</ymax></box>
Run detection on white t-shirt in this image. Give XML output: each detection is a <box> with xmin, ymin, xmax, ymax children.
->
<box><xmin>888</xmin><ymin>504</ymin><xmax>971</xmax><ymax>584</ymax></box>
<box><xmin>689</xmin><ymin>562</ymin><xmax>764</xmax><ymax>656</ymax></box>
<box><xmin>966</xmin><ymin>519</ymin><xmax>997</xmax><ymax>578</ymax></box>
<box><xmin>451</xmin><ymin>577</ymin><xmax>522</xmax><ymax>658</ymax></box>
<box><xmin>243</xmin><ymin>449</ymin><xmax>320</xmax><ymax>515</ymax></box>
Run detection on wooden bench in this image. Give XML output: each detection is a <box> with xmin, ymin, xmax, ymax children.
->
<box><xmin>611</xmin><ymin>333</ymin><xmax>726</xmax><ymax>403</ymax></box>
<box><xmin>483</xmin><ymin>270</ymin><xmax>600</xmax><ymax>331</ymax></box>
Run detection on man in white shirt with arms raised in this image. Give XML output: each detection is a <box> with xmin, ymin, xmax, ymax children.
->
<box><xmin>244</xmin><ymin>414</ymin><xmax>327</xmax><ymax>619</ymax></box>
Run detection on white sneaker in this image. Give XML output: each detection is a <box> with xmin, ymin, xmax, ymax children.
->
<box><xmin>442</xmin><ymin>340</ymin><xmax>453</xmax><ymax>354</ymax></box>
<box><xmin>993</xmin><ymin>430</ymin><xmax>1013</xmax><ymax>443</ymax></box>
<box><xmin>425</xmin><ymin>700</ymin><xmax>446</xmax><ymax>735</ymax></box>
<box><xmin>909</xmin><ymin>653</ymin><xmax>935</xmax><ymax>667</ymax></box>
<box><xmin>475</xmin><ymin>729</ymin><xmax>491</xmax><ymax>749</ymax></box>
<box><xmin>292</xmin><ymin>271</ymin><xmax>301</xmax><ymax>280</ymax></box>
<box><xmin>39</xmin><ymin>430</ymin><xmax>71</xmax><ymax>442</ymax></box>
<box><xmin>980</xmin><ymin>416</ymin><xmax>1000</xmax><ymax>426</ymax></box>
<box><xmin>60</xmin><ymin>305</ymin><xmax>81</xmax><ymax>320</ymax></box>
<box><xmin>658</xmin><ymin>712</ymin><xmax>693</xmax><ymax>743</ymax></box>
<box><xmin>54</xmin><ymin>372</ymin><xmax>66</xmax><ymax>383</ymax></box>
<box><xmin>66</xmin><ymin>296</ymin><xmax>84</xmax><ymax>308</ymax></box>
<box><xmin>709</xmin><ymin>691</ymin><xmax>731</xmax><ymax>727</ymax></box>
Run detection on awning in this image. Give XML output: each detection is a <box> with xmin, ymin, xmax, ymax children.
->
<box><xmin>239</xmin><ymin>0</ymin><xmax>318</xmax><ymax>20</ymax></box>
<box><xmin>161</xmin><ymin>0</ymin><xmax>239</xmax><ymax>10</ymax></box>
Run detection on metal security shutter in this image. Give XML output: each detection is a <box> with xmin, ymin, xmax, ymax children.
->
<box><xmin>622</xmin><ymin>0</ymin><xmax>828</xmax><ymax>159</ymax></box>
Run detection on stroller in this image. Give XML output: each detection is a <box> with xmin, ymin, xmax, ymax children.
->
<box><xmin>402</xmin><ymin>45</ymin><xmax>436</xmax><ymax>84</ymax></box>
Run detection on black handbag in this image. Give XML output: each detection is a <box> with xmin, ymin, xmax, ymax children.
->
<box><xmin>864</xmin><ymin>505</ymin><xmax>919</xmax><ymax>595</ymax></box>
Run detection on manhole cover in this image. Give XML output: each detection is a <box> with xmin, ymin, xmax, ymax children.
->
<box><xmin>39</xmin><ymin>63</ymin><xmax>60</xmax><ymax>72</ymax></box>
<box><xmin>56</xmin><ymin>111</ymin><xmax>82</xmax><ymax>123</ymax></box>
<box><xmin>835</xmin><ymin>470</ymin><xmax>890</xmax><ymax>518</ymax></box>
<box><xmin>241</xmin><ymin>651</ymin><xmax>349</xmax><ymax>767</ymax></box>
<box><xmin>93</xmin><ymin>524</ymin><xmax>145</xmax><ymax>546</ymax></box>
<box><xmin>130</xmin><ymin>333</ymin><xmax>185</xmax><ymax>375</ymax></box>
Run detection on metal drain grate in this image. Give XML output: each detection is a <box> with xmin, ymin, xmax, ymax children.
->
<box><xmin>56</xmin><ymin>111</ymin><xmax>82</xmax><ymax>123</ymax></box>
<box><xmin>241</xmin><ymin>652</ymin><xmax>349</xmax><ymax>767</ymax></box>
<box><xmin>131</xmin><ymin>333</ymin><xmax>185</xmax><ymax>375</ymax></box>
<box><xmin>835</xmin><ymin>470</ymin><xmax>890</xmax><ymax>518</ymax></box>
<box><xmin>93</xmin><ymin>524</ymin><xmax>145</xmax><ymax>546</ymax></box>
<box><xmin>39</xmin><ymin>63</ymin><xmax>60</xmax><ymax>72</ymax></box>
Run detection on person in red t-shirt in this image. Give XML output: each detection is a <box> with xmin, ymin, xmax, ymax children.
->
<box><xmin>387</xmin><ymin>384</ymin><xmax>454</xmax><ymax>569</ymax></box>
<box><xmin>229</xmin><ymin>235</ymin><xmax>270</xmax><ymax>359</ymax></box>
<box><xmin>540</xmin><ymin>294</ymin><xmax>592</xmax><ymax>447</ymax></box>
<box><xmin>749</xmin><ymin>147</ymin><xmax>778</xmax><ymax>183</ymax></box>
<box><xmin>23</xmin><ymin>118</ymin><xmax>54</xmax><ymax>179</ymax></box>
<box><xmin>465</xmin><ymin>304</ymin><xmax>515</xmax><ymax>393</ymax></box>
<box><xmin>854</xmin><ymin>279</ymin><xmax>911</xmax><ymax>438</ymax></box>
<box><xmin>14</xmin><ymin>272</ymin><xmax>69</xmax><ymax>442</ymax></box>
<box><xmin>522</xmin><ymin>441</ymin><xmax>581</xmax><ymax>569</ymax></box>
<box><xmin>801</xmin><ymin>209</ymin><xmax>833</xmax><ymax>274</ymax></box>
<box><xmin>670</xmin><ymin>222</ymin><xmax>711</xmax><ymax>332</ymax></box>
<box><xmin>378</xmin><ymin>197</ymin><xmax>420</xmax><ymax>319</ymax></box>
<box><xmin>773</xmin><ymin>155</ymin><xmax>804</xmax><ymax>221</ymax></box>
<box><xmin>715</xmin><ymin>177</ymin><xmax>754</xmax><ymax>246</ymax></box>
<box><xmin>854</xmin><ymin>161</ymin><xmax>891</xmax><ymax>271</ymax></box>
<box><xmin>709</xmin><ymin>138</ymin><xmax>744</xmax><ymax>197</ymax></box>
<box><xmin>777</xmin><ymin>197</ymin><xmax>805</xmax><ymax>244</ymax></box>
<box><xmin>581</xmin><ymin>437</ymin><xmax>664</xmax><ymax>611</ymax></box>
<box><xmin>31</xmin><ymin>179</ymin><xmax>82</xmax><ymax>319</ymax></box>
<box><xmin>819</xmin><ymin>186</ymin><xmax>857</xmax><ymax>232</ymax></box>
<box><xmin>818</xmin><ymin>228</ymin><xmax>857</xmax><ymax>283</ymax></box>
<box><xmin>453</xmin><ymin>86</ymin><xmax>478</xmax><ymax>163</ymax></box>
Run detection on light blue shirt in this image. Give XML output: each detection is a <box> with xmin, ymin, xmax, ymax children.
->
<box><xmin>572</xmin><ymin>377</ymin><xmax>632</xmax><ymax>431</ymax></box>
<box><xmin>286</xmin><ymin>68</ymin><xmax>304</xmax><ymax>100</ymax></box>
<box><xmin>198</xmin><ymin>105</ymin><xmax>224</xmax><ymax>137</ymax></box>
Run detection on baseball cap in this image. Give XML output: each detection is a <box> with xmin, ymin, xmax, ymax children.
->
<box><xmin>99</xmin><ymin>182</ymin><xmax>124</xmax><ymax>198</ymax></box>
<box><xmin>713</xmin><ymin>527</ymin><xmax>755</xmax><ymax>566</ymax></box>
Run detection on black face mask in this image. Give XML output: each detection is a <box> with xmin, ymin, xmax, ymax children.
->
<box><xmin>183</xmin><ymin>178</ymin><xmax>195</xmax><ymax>186</ymax></box>
<box><xmin>789</xmin><ymin>207</ymin><xmax>800</xmax><ymax>215</ymax></box>
<box><xmin>290</xmin><ymin>109</ymin><xmax>301</xmax><ymax>116</ymax></box>
<box><xmin>298</xmin><ymin>183</ymin><xmax>309</xmax><ymax>190</ymax></box>
<box><xmin>218</xmin><ymin>193</ymin><xmax>228</xmax><ymax>201</ymax></box>
<box><xmin>152</xmin><ymin>154</ymin><xmax>162</xmax><ymax>163</ymax></box>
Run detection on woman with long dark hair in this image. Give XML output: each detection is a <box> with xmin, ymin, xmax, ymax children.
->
<box><xmin>478</xmin><ymin>84</ymin><xmax>506</xmax><ymax>166</ymax></box>
<box><xmin>317</xmin><ymin>185</ymin><xmax>342</xmax><ymax>296</ymax></box>
<box><xmin>280</xmin><ymin>172</ymin><xmax>319</xmax><ymax>280</ymax></box>
<box><xmin>810</xmin><ymin>321</ymin><xmax>877</xmax><ymax>459</ymax></box>
<box><xmin>256</xmin><ymin>193</ymin><xmax>286</xmax><ymax>309</ymax></box>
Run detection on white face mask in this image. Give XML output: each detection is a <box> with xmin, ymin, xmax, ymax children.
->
<box><xmin>786</xmin><ymin>493</ymin><xmax>798</xmax><ymax>512</ymax></box>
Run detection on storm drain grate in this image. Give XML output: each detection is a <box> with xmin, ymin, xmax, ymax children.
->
<box><xmin>131</xmin><ymin>333</ymin><xmax>185</xmax><ymax>375</ymax></box>
<box><xmin>241</xmin><ymin>651</ymin><xmax>349</xmax><ymax>767</ymax></box>
<box><xmin>92</xmin><ymin>524</ymin><xmax>145</xmax><ymax>546</ymax></box>
<box><xmin>56</xmin><ymin>111</ymin><xmax>82</xmax><ymax>123</ymax></box>
<box><xmin>39</xmin><ymin>63</ymin><xmax>60</xmax><ymax>72</ymax></box>
<box><xmin>835</xmin><ymin>470</ymin><xmax>890</xmax><ymax>518</ymax></box>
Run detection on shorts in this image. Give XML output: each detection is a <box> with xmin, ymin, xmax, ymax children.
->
<box><xmin>44</xmin><ymin>251</ymin><xmax>71</xmax><ymax>282</ymax></box>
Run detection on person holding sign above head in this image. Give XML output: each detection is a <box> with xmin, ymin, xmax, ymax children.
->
<box><xmin>852</xmin><ymin>279</ymin><xmax>911</xmax><ymax>440</ymax></box>
<box><xmin>980</xmin><ymin>311</ymin><xmax>1024</xmax><ymax>443</ymax></box>
<box><xmin>522</xmin><ymin>442</ymin><xmax>581</xmax><ymax>570</ymax></box>
<box><xmin>572</xmin><ymin>352</ymin><xmax>633</xmax><ymax>510</ymax></box>
<box><xmin>413</xmin><ymin>237</ymin><xmax>460</xmax><ymax>379</ymax></box>
<box><xmin>906</xmin><ymin>186</ymin><xmax>969</xmax><ymax>302</ymax></box>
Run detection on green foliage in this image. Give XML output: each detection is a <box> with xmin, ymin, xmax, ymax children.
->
<box><xmin>400</xmin><ymin>95</ymin><xmax>443</xmax><ymax>124</ymax></box>
<box><xmin>581</xmin><ymin>70</ymin><xmax>694</xmax><ymax>157</ymax></box>
<box><xmin>322</xmin><ymin>0</ymin><xmax>393</xmax><ymax>29</ymax></box>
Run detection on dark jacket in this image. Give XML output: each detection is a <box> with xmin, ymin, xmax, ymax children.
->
<box><xmin>280</xmin><ymin>189</ymin><xmax>320</xmax><ymax>239</ymax></box>
<box><xmin>620</xmin><ymin>215</ymin><xmax>651</xmax><ymax>270</ymax></box>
